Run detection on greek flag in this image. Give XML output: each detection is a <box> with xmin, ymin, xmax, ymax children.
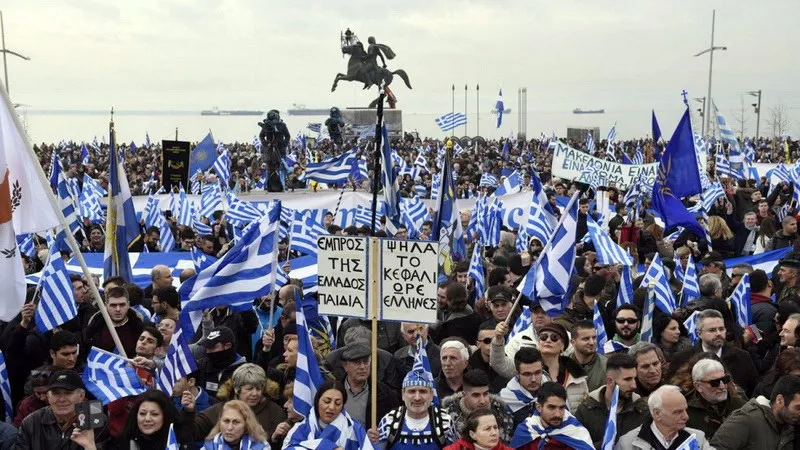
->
<box><xmin>684</xmin><ymin>311</ymin><xmax>699</xmax><ymax>345</ymax></box>
<box><xmin>80</xmin><ymin>143</ymin><xmax>90</xmax><ymax>165</ymax></box>
<box><xmin>35</xmin><ymin>243</ymin><xmax>78</xmax><ymax>332</ymax></box>
<box><xmin>400</xmin><ymin>196</ymin><xmax>430</xmax><ymax>233</ymax></box>
<box><xmin>176</xmin><ymin>185</ymin><xmax>193</xmax><ymax>227</ymax></box>
<box><xmin>716</xmin><ymin>152</ymin><xmax>734</xmax><ymax>178</ymax></box>
<box><xmin>145</xmin><ymin>200</ymin><xmax>176</xmax><ymax>252</ymax></box>
<box><xmin>524</xmin><ymin>193</ymin><xmax>557</xmax><ymax>247</ymax></box>
<box><xmin>300</xmin><ymin>147</ymin><xmax>359</xmax><ymax>184</ymax></box>
<box><xmin>511</xmin><ymin>306</ymin><xmax>532</xmax><ymax>339</ymax></box>
<box><xmin>594</xmin><ymin>301</ymin><xmax>609</xmax><ymax>355</ymax></box>
<box><xmin>48</xmin><ymin>152</ymin><xmax>62</xmax><ymax>190</ymax></box>
<box><xmin>640</xmin><ymin>287</ymin><xmax>656</xmax><ymax>343</ymax></box>
<box><xmin>212</xmin><ymin>149</ymin><xmax>231</xmax><ymax>188</ymax></box>
<box><xmin>690</xmin><ymin>180</ymin><xmax>726</xmax><ymax>213</ymax></box>
<box><xmin>194</xmin><ymin>213</ymin><xmax>212</xmax><ymax>236</ymax></box>
<box><xmin>83</xmin><ymin>347</ymin><xmax>147</xmax><ymax>405</ymax></box>
<box><xmin>190</xmin><ymin>170</ymin><xmax>202</xmax><ymax>195</ymax></box>
<box><xmin>510</xmin><ymin>411</ymin><xmax>593</xmax><ymax>450</ymax></box>
<box><xmin>623</xmin><ymin>172</ymin><xmax>647</xmax><ymax>209</ymax></box>
<box><xmin>632</xmin><ymin>144</ymin><xmax>644</xmax><ymax>165</ymax></box>
<box><xmin>191</xmin><ymin>247</ymin><xmax>217</xmax><ymax>272</ymax></box>
<box><xmin>198</xmin><ymin>181</ymin><xmax>223</xmax><ymax>220</ymax></box>
<box><xmin>522</xmin><ymin>192</ymin><xmax>580</xmax><ymax>315</ymax></box>
<box><xmin>617</xmin><ymin>264</ymin><xmax>634</xmax><ymax>307</ymax></box>
<box><xmin>291</xmin><ymin>211</ymin><xmax>327</xmax><ymax>257</ymax></box>
<box><xmin>468</xmin><ymin>244</ymin><xmax>486</xmax><ymax>300</ymax></box>
<box><xmin>681</xmin><ymin>254</ymin><xmax>700</xmax><ymax>305</ymax></box>
<box><xmin>225</xmin><ymin>192</ymin><xmax>264</xmax><ymax>227</ymax></box>
<box><xmin>479</xmin><ymin>172</ymin><xmax>498</xmax><ymax>187</ymax></box>
<box><xmin>275</xmin><ymin>254</ymin><xmax>318</xmax><ymax>295</ymax></box>
<box><xmin>157</xmin><ymin>329</ymin><xmax>197</xmax><ymax>395</ymax></box>
<box><xmin>435</xmin><ymin>112</ymin><xmax>467</xmax><ymax>132</ymax></box>
<box><xmin>293</xmin><ymin>291</ymin><xmax>326</xmax><ymax>417</ymax></box>
<box><xmin>166</xmin><ymin>423</ymin><xmax>179</xmax><ymax>450</ymax></box>
<box><xmin>494</xmin><ymin>170</ymin><xmax>522</xmax><ymax>197</ymax></box>
<box><xmin>413</xmin><ymin>152</ymin><xmax>429</xmax><ymax>172</ymax></box>
<box><xmin>641</xmin><ymin>254</ymin><xmax>676</xmax><ymax>314</ymax></box>
<box><xmin>413</xmin><ymin>334</ymin><xmax>439</xmax><ymax>406</ymax></box>
<box><xmin>0</xmin><ymin>352</ymin><xmax>11</xmax><ymax>423</ymax></box>
<box><xmin>713</xmin><ymin>102</ymin><xmax>741</xmax><ymax>154</ymax></box>
<box><xmin>600</xmin><ymin>386</ymin><xmax>619</xmax><ymax>450</ymax></box>
<box><xmin>279</xmin><ymin>205</ymin><xmax>295</xmax><ymax>240</ymax></box>
<box><xmin>16</xmin><ymin>234</ymin><xmax>35</xmax><ymax>258</ymax></box>
<box><xmin>381</xmin><ymin>125</ymin><xmax>400</xmax><ymax>220</ymax></box>
<box><xmin>728</xmin><ymin>273</ymin><xmax>752</xmax><ymax>328</ymax></box>
<box><xmin>104</xmin><ymin>124</ymin><xmax>140</xmax><ymax>283</ymax></box>
<box><xmin>56</xmin><ymin>170</ymin><xmax>84</xmax><ymax>247</ymax></box>
<box><xmin>178</xmin><ymin>202</ymin><xmax>281</xmax><ymax>336</ymax></box>
<box><xmin>586</xmin><ymin>133</ymin><xmax>596</xmax><ymax>153</ymax></box>
<box><xmin>307</xmin><ymin>123</ymin><xmax>321</xmax><ymax>133</ymax></box>
<box><xmin>586</xmin><ymin>216</ymin><xmax>633</xmax><ymax>265</ymax></box>
<box><xmin>352</xmin><ymin>204</ymin><xmax>377</xmax><ymax>229</ymax></box>
<box><xmin>607</xmin><ymin>124</ymin><xmax>617</xmax><ymax>145</ymax></box>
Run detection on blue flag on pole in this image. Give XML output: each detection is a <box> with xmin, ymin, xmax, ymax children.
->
<box><xmin>189</xmin><ymin>132</ymin><xmax>216</xmax><ymax>176</ymax></box>
<box><xmin>292</xmin><ymin>290</ymin><xmax>325</xmax><ymax>417</ymax></box>
<box><xmin>652</xmin><ymin>110</ymin><xmax>662</xmax><ymax>143</ymax></box>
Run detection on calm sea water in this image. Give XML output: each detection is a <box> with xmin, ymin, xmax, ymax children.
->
<box><xmin>18</xmin><ymin>108</ymin><xmax>695</xmax><ymax>145</ymax></box>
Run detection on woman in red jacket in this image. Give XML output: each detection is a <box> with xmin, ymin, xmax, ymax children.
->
<box><xmin>444</xmin><ymin>409</ymin><xmax>513</xmax><ymax>450</ymax></box>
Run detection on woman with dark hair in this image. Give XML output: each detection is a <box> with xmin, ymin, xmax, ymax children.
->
<box><xmin>754</xmin><ymin>216</ymin><xmax>777</xmax><ymax>253</ymax></box>
<box><xmin>753</xmin><ymin>348</ymin><xmax>800</xmax><ymax>399</ymax></box>
<box><xmin>282</xmin><ymin>380</ymin><xmax>372</xmax><ymax>450</ymax></box>
<box><xmin>444</xmin><ymin>409</ymin><xmax>512</xmax><ymax>450</ymax></box>
<box><xmin>653</xmin><ymin>314</ymin><xmax>693</xmax><ymax>366</ymax></box>
<box><xmin>114</xmin><ymin>390</ymin><xmax>192</xmax><ymax>449</ymax></box>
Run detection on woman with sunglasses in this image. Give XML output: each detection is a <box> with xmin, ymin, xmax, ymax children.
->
<box><xmin>535</xmin><ymin>323</ymin><xmax>588</xmax><ymax>411</ymax></box>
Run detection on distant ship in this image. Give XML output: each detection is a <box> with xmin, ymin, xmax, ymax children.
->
<box><xmin>287</xmin><ymin>103</ymin><xmax>331</xmax><ymax>116</ymax></box>
<box><xmin>201</xmin><ymin>106</ymin><xmax>264</xmax><ymax>116</ymax></box>
<box><xmin>573</xmin><ymin>108</ymin><xmax>605</xmax><ymax>114</ymax></box>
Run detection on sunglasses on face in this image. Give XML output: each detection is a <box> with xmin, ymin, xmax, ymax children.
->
<box><xmin>616</xmin><ymin>318</ymin><xmax>639</xmax><ymax>325</ymax></box>
<box><xmin>539</xmin><ymin>333</ymin><xmax>561</xmax><ymax>343</ymax></box>
<box><xmin>480</xmin><ymin>337</ymin><xmax>493</xmax><ymax>345</ymax></box>
<box><xmin>702</xmin><ymin>374</ymin><xmax>731</xmax><ymax>387</ymax></box>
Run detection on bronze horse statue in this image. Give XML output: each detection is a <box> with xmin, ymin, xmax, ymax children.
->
<box><xmin>331</xmin><ymin>43</ymin><xmax>412</xmax><ymax>94</ymax></box>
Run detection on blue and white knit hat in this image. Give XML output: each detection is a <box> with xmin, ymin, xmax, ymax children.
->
<box><xmin>402</xmin><ymin>369</ymin><xmax>434</xmax><ymax>390</ymax></box>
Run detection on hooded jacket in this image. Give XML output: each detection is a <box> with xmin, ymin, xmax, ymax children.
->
<box><xmin>710</xmin><ymin>396</ymin><xmax>794</xmax><ymax>449</ymax></box>
<box><xmin>574</xmin><ymin>386</ymin><xmax>649</xmax><ymax>447</ymax></box>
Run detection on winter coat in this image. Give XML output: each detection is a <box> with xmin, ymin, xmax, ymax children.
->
<box><xmin>615</xmin><ymin>420</ymin><xmax>712</xmax><ymax>450</ymax></box>
<box><xmin>710</xmin><ymin>396</ymin><xmax>794</xmax><ymax>450</ymax></box>
<box><xmin>443</xmin><ymin>439</ymin><xmax>513</xmax><ymax>450</ymax></box>
<box><xmin>574</xmin><ymin>386</ymin><xmax>649</xmax><ymax>448</ymax></box>
<box><xmin>684</xmin><ymin>388</ymin><xmax>746</xmax><ymax>440</ymax></box>
<box><xmin>570</xmin><ymin>352</ymin><xmax>607</xmax><ymax>392</ymax></box>
<box><xmin>15</xmin><ymin>406</ymin><xmax>107</xmax><ymax>450</ymax></box>
<box><xmin>442</xmin><ymin>393</ymin><xmax>515</xmax><ymax>444</ymax></box>
<box><xmin>186</xmin><ymin>398</ymin><xmax>286</xmax><ymax>442</ymax></box>
<box><xmin>671</xmin><ymin>342</ymin><xmax>759</xmax><ymax>397</ymax></box>
<box><xmin>542</xmin><ymin>357</ymin><xmax>589</xmax><ymax>411</ymax></box>
<box><xmin>766</xmin><ymin>229</ymin><xmax>797</xmax><ymax>251</ymax></box>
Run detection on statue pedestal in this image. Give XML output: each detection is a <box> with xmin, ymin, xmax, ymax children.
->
<box><xmin>341</xmin><ymin>108</ymin><xmax>403</xmax><ymax>140</ymax></box>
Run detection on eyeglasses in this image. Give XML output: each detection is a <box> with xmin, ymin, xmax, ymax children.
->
<box><xmin>539</xmin><ymin>333</ymin><xmax>561</xmax><ymax>343</ymax></box>
<box><xmin>480</xmin><ymin>337</ymin><xmax>493</xmax><ymax>345</ymax></box>
<box><xmin>702</xmin><ymin>374</ymin><xmax>731</xmax><ymax>388</ymax></box>
<box><xmin>615</xmin><ymin>318</ymin><xmax>639</xmax><ymax>325</ymax></box>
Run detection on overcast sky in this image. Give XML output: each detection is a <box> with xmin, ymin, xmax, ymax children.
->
<box><xmin>5</xmin><ymin>0</ymin><xmax>800</xmax><ymax>138</ymax></box>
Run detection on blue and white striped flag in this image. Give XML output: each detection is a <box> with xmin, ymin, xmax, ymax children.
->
<box><xmin>692</xmin><ymin>180</ymin><xmax>726</xmax><ymax>213</ymax></box>
<box><xmin>510</xmin><ymin>411</ymin><xmax>593</xmax><ymax>450</ymax></box>
<box><xmin>176</xmin><ymin>185</ymin><xmax>193</xmax><ymax>227</ymax></box>
<box><xmin>523</xmin><ymin>192</ymin><xmax>580</xmax><ymax>315</ymax></box>
<box><xmin>190</xmin><ymin>170</ymin><xmax>202</xmax><ymax>195</ymax></box>
<box><xmin>413</xmin><ymin>334</ymin><xmax>439</xmax><ymax>407</ymax></box>
<box><xmin>400</xmin><ymin>196</ymin><xmax>430</xmax><ymax>235</ymax></box>
<box><xmin>291</xmin><ymin>211</ymin><xmax>327</xmax><ymax>257</ymax></box>
<box><xmin>586</xmin><ymin>133</ymin><xmax>596</xmax><ymax>153</ymax></box>
<box><xmin>0</xmin><ymin>352</ymin><xmax>11</xmax><ymax>423</ymax></box>
<box><xmin>601</xmin><ymin>385</ymin><xmax>619</xmax><ymax>450</ymax></box>
<box><xmin>641</xmin><ymin>254</ymin><xmax>676</xmax><ymax>314</ymax></box>
<box><xmin>594</xmin><ymin>301</ymin><xmax>609</xmax><ymax>355</ymax></box>
<box><xmin>586</xmin><ymin>216</ymin><xmax>633</xmax><ymax>266</ymax></box>
<box><xmin>681</xmin><ymin>254</ymin><xmax>700</xmax><ymax>305</ymax></box>
<box><xmin>191</xmin><ymin>247</ymin><xmax>217</xmax><ymax>272</ymax></box>
<box><xmin>435</xmin><ymin>112</ymin><xmax>467</xmax><ymax>132</ymax></box>
<box><xmin>212</xmin><ymin>149</ymin><xmax>231</xmax><ymax>188</ymax></box>
<box><xmin>716</xmin><ymin>152</ymin><xmax>734</xmax><ymax>178</ymax></box>
<box><xmin>80</xmin><ymin>143</ymin><xmax>90</xmax><ymax>165</ymax></box>
<box><xmin>293</xmin><ymin>291</ymin><xmax>326</xmax><ymax>417</ymax></box>
<box><xmin>468</xmin><ymin>244</ymin><xmax>486</xmax><ymax>300</ymax></box>
<box><xmin>198</xmin><ymin>181</ymin><xmax>223</xmax><ymax>221</ymax></box>
<box><xmin>35</xmin><ymin>243</ymin><xmax>78</xmax><ymax>332</ymax></box>
<box><xmin>166</xmin><ymin>423</ymin><xmax>179</xmax><ymax>450</ymax></box>
<box><xmin>511</xmin><ymin>306</ymin><xmax>532</xmax><ymax>339</ymax></box>
<box><xmin>494</xmin><ymin>170</ymin><xmax>522</xmax><ymax>197</ymax></box>
<box><xmin>684</xmin><ymin>311</ymin><xmax>699</xmax><ymax>346</ymax></box>
<box><xmin>300</xmin><ymin>147</ymin><xmax>359</xmax><ymax>184</ymax></box>
<box><xmin>381</xmin><ymin>125</ymin><xmax>400</xmax><ymax>221</ymax></box>
<box><xmin>640</xmin><ymin>286</ymin><xmax>656</xmax><ymax>343</ymax></box>
<box><xmin>225</xmin><ymin>192</ymin><xmax>264</xmax><ymax>227</ymax></box>
<box><xmin>56</xmin><ymin>171</ymin><xmax>84</xmax><ymax>243</ymax></box>
<box><xmin>82</xmin><ymin>347</ymin><xmax>147</xmax><ymax>405</ymax></box>
<box><xmin>632</xmin><ymin>144</ymin><xmax>644</xmax><ymax>165</ymax></box>
<box><xmin>178</xmin><ymin>202</ymin><xmax>281</xmax><ymax>337</ymax></box>
<box><xmin>145</xmin><ymin>200</ymin><xmax>176</xmax><ymax>253</ymax></box>
<box><xmin>194</xmin><ymin>214</ymin><xmax>212</xmax><ymax>236</ymax></box>
<box><xmin>617</xmin><ymin>264</ymin><xmax>634</xmax><ymax>307</ymax></box>
<box><xmin>16</xmin><ymin>234</ymin><xmax>36</xmax><ymax>259</ymax></box>
<box><xmin>675</xmin><ymin>433</ymin><xmax>700</xmax><ymax>450</ymax></box>
<box><xmin>607</xmin><ymin>124</ymin><xmax>617</xmax><ymax>145</ymax></box>
<box><xmin>104</xmin><ymin>124</ymin><xmax>140</xmax><ymax>283</ymax></box>
<box><xmin>479</xmin><ymin>172</ymin><xmax>498</xmax><ymax>187</ymax></box>
<box><xmin>728</xmin><ymin>273</ymin><xmax>752</xmax><ymax>329</ymax></box>
<box><xmin>157</xmin><ymin>329</ymin><xmax>197</xmax><ymax>395</ymax></box>
<box><xmin>275</xmin><ymin>255</ymin><xmax>318</xmax><ymax>295</ymax></box>
<box><xmin>524</xmin><ymin>192</ymin><xmax>557</xmax><ymax>247</ymax></box>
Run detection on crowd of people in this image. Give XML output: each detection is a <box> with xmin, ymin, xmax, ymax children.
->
<box><xmin>8</xmin><ymin>130</ymin><xmax>800</xmax><ymax>449</ymax></box>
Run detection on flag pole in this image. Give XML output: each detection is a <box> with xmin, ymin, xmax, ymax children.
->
<box><xmin>369</xmin><ymin>91</ymin><xmax>386</xmax><ymax>236</ymax></box>
<box><xmin>504</xmin><ymin>190</ymin><xmax>582</xmax><ymax>325</ymax></box>
<box><xmin>0</xmin><ymin>85</ymin><xmax>128</xmax><ymax>357</ymax></box>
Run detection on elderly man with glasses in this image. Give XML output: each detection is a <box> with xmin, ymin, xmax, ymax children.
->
<box><xmin>684</xmin><ymin>358</ymin><xmax>746</xmax><ymax>440</ymax></box>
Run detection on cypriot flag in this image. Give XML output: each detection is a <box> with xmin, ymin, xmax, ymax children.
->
<box><xmin>0</xmin><ymin>84</ymin><xmax>60</xmax><ymax>233</ymax></box>
<box><xmin>0</xmin><ymin>139</ymin><xmax>26</xmax><ymax>321</ymax></box>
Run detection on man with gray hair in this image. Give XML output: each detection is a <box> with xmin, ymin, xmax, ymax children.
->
<box><xmin>685</xmin><ymin>358</ymin><xmax>745</xmax><ymax>439</ymax></box>
<box><xmin>689</xmin><ymin>273</ymin><xmax>723</xmax><ymax>313</ymax></box>
<box><xmin>437</xmin><ymin>339</ymin><xmax>469</xmax><ymax>399</ymax></box>
<box><xmin>628</xmin><ymin>342</ymin><xmax>664</xmax><ymax>398</ymax></box>
<box><xmin>673</xmin><ymin>309</ymin><xmax>759</xmax><ymax>397</ymax></box>
<box><xmin>326</xmin><ymin>326</ymin><xmax>405</xmax><ymax>391</ymax></box>
<box><xmin>615</xmin><ymin>385</ymin><xmax>712</xmax><ymax>449</ymax></box>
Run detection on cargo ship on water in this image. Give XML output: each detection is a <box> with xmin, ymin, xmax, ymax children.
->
<box><xmin>287</xmin><ymin>104</ymin><xmax>330</xmax><ymax>116</ymax></box>
<box><xmin>573</xmin><ymin>108</ymin><xmax>605</xmax><ymax>114</ymax></box>
<box><xmin>201</xmin><ymin>106</ymin><xmax>264</xmax><ymax>116</ymax></box>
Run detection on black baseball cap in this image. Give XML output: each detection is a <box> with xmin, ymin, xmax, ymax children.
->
<box><xmin>48</xmin><ymin>370</ymin><xmax>84</xmax><ymax>391</ymax></box>
<box><xmin>204</xmin><ymin>326</ymin><xmax>236</xmax><ymax>348</ymax></box>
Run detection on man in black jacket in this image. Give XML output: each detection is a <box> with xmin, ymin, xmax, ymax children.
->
<box><xmin>339</xmin><ymin>343</ymin><xmax>399</xmax><ymax>428</ymax></box>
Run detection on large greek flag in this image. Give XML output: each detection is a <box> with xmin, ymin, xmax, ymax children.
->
<box><xmin>35</xmin><ymin>243</ymin><xmax>78</xmax><ymax>332</ymax></box>
<box><xmin>83</xmin><ymin>347</ymin><xmax>147</xmax><ymax>405</ymax></box>
<box><xmin>290</xmin><ymin>211</ymin><xmax>327</xmax><ymax>257</ymax></box>
<box><xmin>435</xmin><ymin>112</ymin><xmax>467</xmax><ymax>132</ymax></box>
<box><xmin>157</xmin><ymin>329</ymin><xmax>197</xmax><ymax>395</ymax></box>
<box><xmin>300</xmin><ymin>147</ymin><xmax>359</xmax><ymax>184</ymax></box>
<box><xmin>212</xmin><ymin>149</ymin><xmax>231</xmax><ymax>187</ymax></box>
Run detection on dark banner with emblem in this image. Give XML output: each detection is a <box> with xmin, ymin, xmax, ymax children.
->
<box><xmin>161</xmin><ymin>140</ymin><xmax>191</xmax><ymax>191</ymax></box>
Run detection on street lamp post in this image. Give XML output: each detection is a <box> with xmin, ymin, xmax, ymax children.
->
<box><xmin>747</xmin><ymin>90</ymin><xmax>762</xmax><ymax>141</ymax></box>
<box><xmin>0</xmin><ymin>11</ymin><xmax>31</xmax><ymax>95</ymax></box>
<box><xmin>694</xmin><ymin>9</ymin><xmax>726</xmax><ymax>136</ymax></box>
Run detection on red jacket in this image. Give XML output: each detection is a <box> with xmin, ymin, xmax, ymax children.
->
<box><xmin>516</xmin><ymin>437</ymin><xmax>573</xmax><ymax>450</ymax></box>
<box><xmin>443</xmin><ymin>438</ymin><xmax>513</xmax><ymax>450</ymax></box>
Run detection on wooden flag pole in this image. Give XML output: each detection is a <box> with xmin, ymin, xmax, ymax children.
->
<box><xmin>369</xmin><ymin>236</ymin><xmax>380</xmax><ymax>431</ymax></box>
<box><xmin>0</xmin><ymin>86</ymin><xmax>128</xmax><ymax>357</ymax></box>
